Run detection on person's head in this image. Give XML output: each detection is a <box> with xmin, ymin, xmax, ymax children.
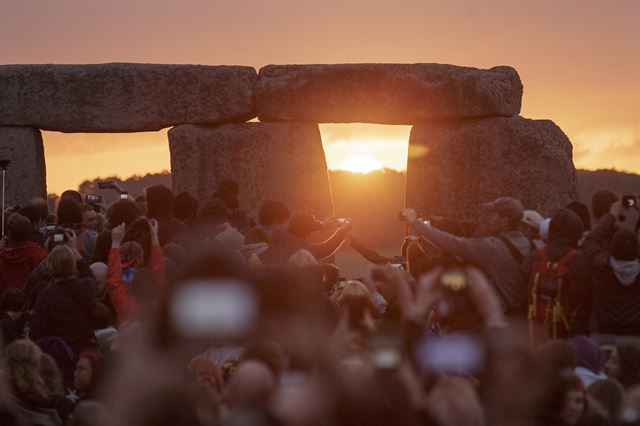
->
<box><xmin>607</xmin><ymin>343</ymin><xmax>640</xmax><ymax>389</ymax></box>
<box><xmin>223</xmin><ymin>360</ymin><xmax>275</xmax><ymax>408</ymax></box>
<box><xmin>60</xmin><ymin>190</ymin><xmax>83</xmax><ymax>205</ymax></box>
<box><xmin>288</xmin><ymin>214</ymin><xmax>323</xmax><ymax>240</ymax></box>
<box><xmin>39</xmin><ymin>352</ymin><xmax>63</xmax><ymax>397</ymax></box>
<box><xmin>163</xmin><ymin>243</ymin><xmax>188</xmax><ymax>266</ymax></box>
<box><xmin>145</xmin><ymin>185</ymin><xmax>173</xmax><ymax>220</ymax></box>
<box><xmin>0</xmin><ymin>288</ymin><xmax>26</xmax><ymax>313</ymax></box>
<box><xmin>197</xmin><ymin>198</ymin><xmax>229</xmax><ymax>229</ymax></box>
<box><xmin>29</xmin><ymin>198</ymin><xmax>49</xmax><ymax>222</ymax></box>
<box><xmin>6</xmin><ymin>214</ymin><xmax>31</xmax><ymax>243</ymax></box>
<box><xmin>74</xmin><ymin>351</ymin><xmax>102</xmax><ymax>394</ymax></box>
<box><xmin>258</xmin><ymin>200</ymin><xmax>290</xmax><ymax>227</ymax></box>
<box><xmin>47</xmin><ymin>245</ymin><xmax>78</xmax><ymax>279</ymax></box>
<box><xmin>93</xmin><ymin>303</ymin><xmax>114</xmax><ymax>330</ymax></box>
<box><xmin>211</xmin><ymin>224</ymin><xmax>245</xmax><ymax>252</ymax></box>
<box><xmin>549</xmin><ymin>208</ymin><xmax>585</xmax><ymax>248</ymax></box>
<box><xmin>592</xmin><ymin>190</ymin><xmax>618</xmax><ymax>221</ymax></box>
<box><xmin>172</xmin><ymin>192</ymin><xmax>199</xmax><ymax>223</ymax></box>
<box><xmin>536</xmin><ymin>340</ymin><xmax>578</xmax><ymax>377</ymax></box>
<box><xmin>571</xmin><ymin>335</ymin><xmax>605</xmax><ymax>375</ymax></box>
<box><xmin>107</xmin><ymin>199</ymin><xmax>141</xmax><ymax>229</ymax></box>
<box><xmin>5</xmin><ymin>339</ymin><xmax>47</xmax><ymax>399</ymax></box>
<box><xmin>90</xmin><ymin>262</ymin><xmax>108</xmax><ymax>299</ymax></box>
<box><xmin>18</xmin><ymin>204</ymin><xmax>42</xmax><ymax>229</ymax></box>
<box><xmin>520</xmin><ymin>210</ymin><xmax>544</xmax><ymax>240</ymax></box>
<box><xmin>213</xmin><ymin>179</ymin><xmax>240</xmax><ymax>210</ymax></box>
<box><xmin>120</xmin><ymin>241</ymin><xmax>144</xmax><ymax>269</ymax></box>
<box><xmin>482</xmin><ymin>197</ymin><xmax>524</xmax><ymax>234</ymax></box>
<box><xmin>83</xmin><ymin>204</ymin><xmax>98</xmax><ymax>231</ymax></box>
<box><xmin>566</xmin><ymin>201</ymin><xmax>591</xmax><ymax>232</ymax></box>
<box><xmin>611</xmin><ymin>229</ymin><xmax>639</xmax><ymax>261</ymax></box>
<box><xmin>288</xmin><ymin>249</ymin><xmax>318</xmax><ymax>268</ymax></box>
<box><xmin>561</xmin><ymin>374</ymin><xmax>586</xmax><ymax>426</ymax></box>
<box><xmin>56</xmin><ymin>198</ymin><xmax>84</xmax><ymax>228</ymax></box>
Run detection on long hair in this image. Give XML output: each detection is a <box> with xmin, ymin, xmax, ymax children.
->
<box><xmin>47</xmin><ymin>245</ymin><xmax>78</xmax><ymax>279</ymax></box>
<box><xmin>5</xmin><ymin>340</ymin><xmax>48</xmax><ymax>400</ymax></box>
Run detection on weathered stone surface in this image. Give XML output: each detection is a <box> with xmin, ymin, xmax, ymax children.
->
<box><xmin>256</xmin><ymin>64</ymin><xmax>522</xmax><ymax>124</ymax></box>
<box><xmin>0</xmin><ymin>64</ymin><xmax>257</xmax><ymax>132</ymax></box>
<box><xmin>0</xmin><ymin>127</ymin><xmax>46</xmax><ymax>207</ymax></box>
<box><xmin>406</xmin><ymin>116</ymin><xmax>577</xmax><ymax>220</ymax></box>
<box><xmin>169</xmin><ymin>123</ymin><xmax>333</xmax><ymax>218</ymax></box>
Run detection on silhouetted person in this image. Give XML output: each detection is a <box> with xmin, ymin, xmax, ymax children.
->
<box><xmin>145</xmin><ymin>185</ymin><xmax>187</xmax><ymax>246</ymax></box>
<box><xmin>245</xmin><ymin>200</ymin><xmax>290</xmax><ymax>245</ymax></box>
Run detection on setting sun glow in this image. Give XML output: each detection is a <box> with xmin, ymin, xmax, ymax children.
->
<box><xmin>341</xmin><ymin>155</ymin><xmax>384</xmax><ymax>174</ymax></box>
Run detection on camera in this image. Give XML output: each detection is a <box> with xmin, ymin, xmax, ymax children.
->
<box><xmin>85</xmin><ymin>194</ymin><xmax>102</xmax><ymax>205</ymax></box>
<box><xmin>622</xmin><ymin>195</ymin><xmax>637</xmax><ymax>209</ymax></box>
<box><xmin>120</xmin><ymin>192</ymin><xmax>129</xmax><ymax>200</ymax></box>
<box><xmin>434</xmin><ymin>266</ymin><xmax>479</xmax><ymax>331</ymax></box>
<box><xmin>337</xmin><ymin>218</ymin><xmax>351</xmax><ymax>226</ymax></box>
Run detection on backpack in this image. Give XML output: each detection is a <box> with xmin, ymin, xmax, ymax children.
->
<box><xmin>527</xmin><ymin>247</ymin><xmax>579</xmax><ymax>342</ymax></box>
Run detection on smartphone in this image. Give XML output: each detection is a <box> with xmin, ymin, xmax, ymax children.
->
<box><xmin>337</xmin><ymin>218</ymin><xmax>351</xmax><ymax>226</ymax></box>
<box><xmin>120</xmin><ymin>192</ymin><xmax>129</xmax><ymax>200</ymax></box>
<box><xmin>622</xmin><ymin>195</ymin><xmax>636</xmax><ymax>209</ymax></box>
<box><xmin>97</xmin><ymin>180</ymin><xmax>114</xmax><ymax>190</ymax></box>
<box><xmin>86</xmin><ymin>194</ymin><xmax>102</xmax><ymax>204</ymax></box>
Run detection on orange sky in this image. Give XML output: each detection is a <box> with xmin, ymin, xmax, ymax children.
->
<box><xmin>1</xmin><ymin>1</ymin><xmax>638</xmax><ymax>194</ymax></box>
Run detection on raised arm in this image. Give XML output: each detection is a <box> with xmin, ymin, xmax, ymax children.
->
<box><xmin>107</xmin><ymin>223</ymin><xmax>138</xmax><ymax>323</ymax></box>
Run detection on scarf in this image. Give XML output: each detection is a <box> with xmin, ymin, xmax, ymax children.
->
<box><xmin>610</xmin><ymin>257</ymin><xmax>640</xmax><ymax>286</ymax></box>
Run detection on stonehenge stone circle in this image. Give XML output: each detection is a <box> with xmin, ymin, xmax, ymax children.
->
<box><xmin>0</xmin><ymin>64</ymin><xmax>257</xmax><ymax>132</ymax></box>
<box><xmin>406</xmin><ymin>116</ymin><xmax>578</xmax><ymax>220</ymax></box>
<box><xmin>256</xmin><ymin>64</ymin><xmax>523</xmax><ymax>124</ymax></box>
<box><xmin>0</xmin><ymin>127</ymin><xmax>46</xmax><ymax>206</ymax></box>
<box><xmin>169</xmin><ymin>123</ymin><xmax>333</xmax><ymax>219</ymax></box>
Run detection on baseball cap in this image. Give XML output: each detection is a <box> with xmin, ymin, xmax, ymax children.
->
<box><xmin>522</xmin><ymin>210</ymin><xmax>545</xmax><ymax>229</ymax></box>
<box><xmin>482</xmin><ymin>197</ymin><xmax>524</xmax><ymax>222</ymax></box>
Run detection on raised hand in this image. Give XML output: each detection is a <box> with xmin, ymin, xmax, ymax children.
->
<box><xmin>111</xmin><ymin>223</ymin><xmax>126</xmax><ymax>248</ymax></box>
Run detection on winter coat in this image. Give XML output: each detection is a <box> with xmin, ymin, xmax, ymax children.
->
<box><xmin>0</xmin><ymin>241</ymin><xmax>48</xmax><ymax>296</ymax></box>
<box><xmin>29</xmin><ymin>261</ymin><xmax>96</xmax><ymax>354</ymax></box>
<box><xmin>412</xmin><ymin>220</ymin><xmax>532</xmax><ymax>313</ymax></box>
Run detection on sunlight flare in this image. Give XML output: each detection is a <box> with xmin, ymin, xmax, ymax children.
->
<box><xmin>341</xmin><ymin>155</ymin><xmax>384</xmax><ymax>174</ymax></box>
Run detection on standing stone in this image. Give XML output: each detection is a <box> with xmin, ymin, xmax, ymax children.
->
<box><xmin>406</xmin><ymin>116</ymin><xmax>577</xmax><ymax>220</ymax></box>
<box><xmin>169</xmin><ymin>123</ymin><xmax>333</xmax><ymax>219</ymax></box>
<box><xmin>0</xmin><ymin>64</ymin><xmax>257</xmax><ymax>132</ymax></box>
<box><xmin>0</xmin><ymin>127</ymin><xmax>46</xmax><ymax>207</ymax></box>
<box><xmin>256</xmin><ymin>63</ymin><xmax>522</xmax><ymax>124</ymax></box>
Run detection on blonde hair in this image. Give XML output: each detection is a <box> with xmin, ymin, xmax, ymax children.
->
<box><xmin>47</xmin><ymin>245</ymin><xmax>77</xmax><ymax>278</ymax></box>
<box><xmin>5</xmin><ymin>339</ymin><xmax>48</xmax><ymax>400</ymax></box>
<box><xmin>287</xmin><ymin>249</ymin><xmax>318</xmax><ymax>267</ymax></box>
<box><xmin>39</xmin><ymin>353</ymin><xmax>63</xmax><ymax>396</ymax></box>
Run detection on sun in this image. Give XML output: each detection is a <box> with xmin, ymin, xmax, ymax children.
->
<box><xmin>341</xmin><ymin>155</ymin><xmax>384</xmax><ymax>174</ymax></box>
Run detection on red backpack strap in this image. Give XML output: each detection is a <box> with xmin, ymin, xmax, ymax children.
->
<box><xmin>532</xmin><ymin>247</ymin><xmax>550</xmax><ymax>274</ymax></box>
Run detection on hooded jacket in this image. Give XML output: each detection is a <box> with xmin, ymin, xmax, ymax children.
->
<box><xmin>521</xmin><ymin>208</ymin><xmax>591</xmax><ymax>335</ymax></box>
<box><xmin>412</xmin><ymin>220</ymin><xmax>532</xmax><ymax>313</ymax></box>
<box><xmin>0</xmin><ymin>241</ymin><xmax>48</xmax><ymax>296</ymax></box>
<box><xmin>590</xmin><ymin>226</ymin><xmax>640</xmax><ymax>335</ymax></box>
<box><xmin>146</xmin><ymin>185</ymin><xmax>187</xmax><ymax>246</ymax></box>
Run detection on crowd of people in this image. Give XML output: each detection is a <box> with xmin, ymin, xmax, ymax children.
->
<box><xmin>0</xmin><ymin>179</ymin><xmax>638</xmax><ymax>426</ymax></box>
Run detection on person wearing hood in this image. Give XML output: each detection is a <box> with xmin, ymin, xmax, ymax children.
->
<box><xmin>591</xmin><ymin>228</ymin><xmax>640</xmax><ymax>336</ymax></box>
<box><xmin>0</xmin><ymin>214</ymin><xmax>48</xmax><ymax>297</ymax></box>
<box><xmin>522</xmin><ymin>208</ymin><xmax>591</xmax><ymax>335</ymax></box>
<box><xmin>145</xmin><ymin>185</ymin><xmax>187</xmax><ymax>246</ymax></box>
<box><xmin>582</xmin><ymin>190</ymin><xmax>620</xmax><ymax>265</ymax></box>
<box><xmin>571</xmin><ymin>336</ymin><xmax>607</xmax><ymax>388</ymax></box>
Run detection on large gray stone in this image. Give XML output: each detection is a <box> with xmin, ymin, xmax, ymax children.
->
<box><xmin>406</xmin><ymin>116</ymin><xmax>577</xmax><ymax>220</ymax></box>
<box><xmin>0</xmin><ymin>64</ymin><xmax>257</xmax><ymax>132</ymax></box>
<box><xmin>0</xmin><ymin>127</ymin><xmax>46</xmax><ymax>207</ymax></box>
<box><xmin>169</xmin><ymin>123</ymin><xmax>333</xmax><ymax>219</ymax></box>
<box><xmin>256</xmin><ymin>63</ymin><xmax>522</xmax><ymax>124</ymax></box>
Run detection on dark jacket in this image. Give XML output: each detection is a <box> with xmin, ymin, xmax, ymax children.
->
<box><xmin>522</xmin><ymin>208</ymin><xmax>591</xmax><ymax>335</ymax></box>
<box><xmin>30</xmin><ymin>262</ymin><xmax>96</xmax><ymax>354</ymax></box>
<box><xmin>412</xmin><ymin>220</ymin><xmax>532</xmax><ymax>313</ymax></box>
<box><xmin>582</xmin><ymin>214</ymin><xmax>618</xmax><ymax>266</ymax></box>
<box><xmin>146</xmin><ymin>185</ymin><xmax>188</xmax><ymax>245</ymax></box>
<box><xmin>0</xmin><ymin>241</ymin><xmax>48</xmax><ymax>296</ymax></box>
